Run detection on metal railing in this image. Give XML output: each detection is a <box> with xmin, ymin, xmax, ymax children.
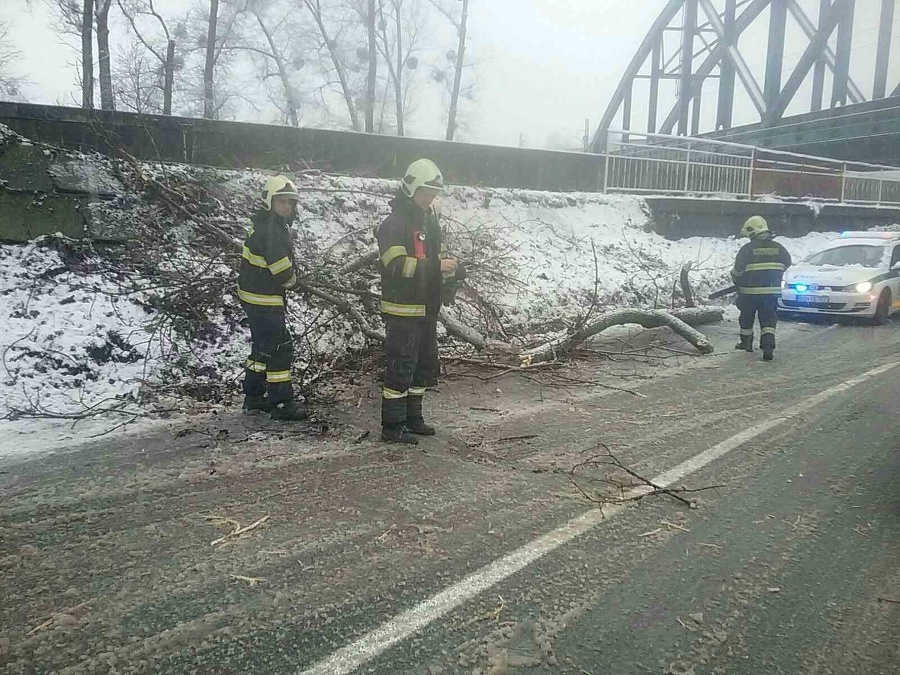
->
<box><xmin>600</xmin><ymin>129</ymin><xmax>900</xmax><ymax>206</ymax></box>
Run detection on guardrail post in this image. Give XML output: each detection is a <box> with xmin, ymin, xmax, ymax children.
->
<box><xmin>878</xmin><ymin>169</ymin><xmax>885</xmax><ymax>206</ymax></box>
<box><xmin>603</xmin><ymin>149</ymin><xmax>610</xmax><ymax>193</ymax></box>
<box><xmin>748</xmin><ymin>147</ymin><xmax>756</xmax><ymax>199</ymax></box>
<box><xmin>684</xmin><ymin>141</ymin><xmax>692</xmax><ymax>194</ymax></box>
<box><xmin>840</xmin><ymin>163</ymin><xmax>847</xmax><ymax>202</ymax></box>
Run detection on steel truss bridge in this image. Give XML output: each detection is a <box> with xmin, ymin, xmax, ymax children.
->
<box><xmin>591</xmin><ymin>0</ymin><xmax>899</xmax><ymax>164</ymax></box>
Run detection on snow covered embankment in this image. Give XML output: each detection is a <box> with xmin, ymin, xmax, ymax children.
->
<box><xmin>0</xmin><ymin>155</ymin><xmax>837</xmax><ymax>458</ymax></box>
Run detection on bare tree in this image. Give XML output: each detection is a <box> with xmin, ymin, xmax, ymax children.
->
<box><xmin>301</xmin><ymin>0</ymin><xmax>362</xmax><ymax>131</ymax></box>
<box><xmin>95</xmin><ymin>0</ymin><xmax>115</xmax><ymax>109</ymax></box>
<box><xmin>173</xmin><ymin>0</ymin><xmax>248</xmax><ymax>120</ymax></box>
<box><xmin>43</xmin><ymin>0</ymin><xmax>93</xmax><ymax>105</ymax></box>
<box><xmin>113</xmin><ymin>41</ymin><xmax>158</xmax><ymax>112</ymax></box>
<box><xmin>240</xmin><ymin>0</ymin><xmax>306</xmax><ymax>127</ymax></box>
<box><xmin>203</xmin><ymin>0</ymin><xmax>219</xmax><ymax>118</ymax></box>
<box><xmin>116</xmin><ymin>0</ymin><xmax>181</xmax><ymax>114</ymax></box>
<box><xmin>428</xmin><ymin>0</ymin><xmax>472</xmax><ymax>140</ymax></box>
<box><xmin>82</xmin><ymin>0</ymin><xmax>95</xmax><ymax>107</ymax></box>
<box><xmin>44</xmin><ymin>0</ymin><xmax>113</xmax><ymax>109</ymax></box>
<box><xmin>373</xmin><ymin>0</ymin><xmax>426</xmax><ymax>136</ymax></box>
<box><xmin>0</xmin><ymin>21</ymin><xmax>25</xmax><ymax>98</ymax></box>
<box><xmin>364</xmin><ymin>0</ymin><xmax>376</xmax><ymax>132</ymax></box>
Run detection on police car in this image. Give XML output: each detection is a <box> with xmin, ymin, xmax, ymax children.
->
<box><xmin>779</xmin><ymin>231</ymin><xmax>900</xmax><ymax>324</ymax></box>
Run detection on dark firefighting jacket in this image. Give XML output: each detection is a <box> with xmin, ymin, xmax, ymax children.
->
<box><xmin>731</xmin><ymin>233</ymin><xmax>792</xmax><ymax>296</ymax></box>
<box><xmin>377</xmin><ymin>192</ymin><xmax>443</xmax><ymax>320</ymax></box>
<box><xmin>237</xmin><ymin>209</ymin><xmax>300</xmax><ymax>307</ymax></box>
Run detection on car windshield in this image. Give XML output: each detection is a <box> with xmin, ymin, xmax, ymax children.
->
<box><xmin>804</xmin><ymin>244</ymin><xmax>885</xmax><ymax>268</ymax></box>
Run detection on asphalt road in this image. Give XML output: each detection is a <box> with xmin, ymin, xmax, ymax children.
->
<box><xmin>2</xmin><ymin>317</ymin><xmax>898</xmax><ymax>675</ymax></box>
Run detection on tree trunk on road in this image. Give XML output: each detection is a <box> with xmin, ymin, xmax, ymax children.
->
<box><xmin>680</xmin><ymin>262</ymin><xmax>695</xmax><ymax>308</ymax></box>
<box><xmin>520</xmin><ymin>307</ymin><xmax>722</xmax><ymax>364</ymax></box>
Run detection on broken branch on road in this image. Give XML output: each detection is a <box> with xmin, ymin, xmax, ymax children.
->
<box><xmin>207</xmin><ymin>515</ymin><xmax>271</xmax><ymax>546</ymax></box>
<box><xmin>570</xmin><ymin>443</ymin><xmax>724</xmax><ymax>511</ymax></box>
<box><xmin>520</xmin><ymin>307</ymin><xmax>721</xmax><ymax>365</ymax></box>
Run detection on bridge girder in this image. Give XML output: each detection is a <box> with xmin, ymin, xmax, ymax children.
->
<box><xmin>592</xmin><ymin>0</ymin><xmax>897</xmax><ymax>152</ymax></box>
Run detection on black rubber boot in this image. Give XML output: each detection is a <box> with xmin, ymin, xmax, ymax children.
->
<box><xmin>270</xmin><ymin>400</ymin><xmax>308</xmax><ymax>421</ymax></box>
<box><xmin>760</xmin><ymin>332</ymin><xmax>775</xmax><ymax>362</ymax></box>
<box><xmin>734</xmin><ymin>335</ymin><xmax>754</xmax><ymax>352</ymax></box>
<box><xmin>407</xmin><ymin>419</ymin><xmax>436</xmax><ymax>436</ymax></box>
<box><xmin>381</xmin><ymin>425</ymin><xmax>419</xmax><ymax>445</ymax></box>
<box><xmin>406</xmin><ymin>397</ymin><xmax>436</xmax><ymax>436</ymax></box>
<box><xmin>242</xmin><ymin>395</ymin><xmax>272</xmax><ymax>413</ymax></box>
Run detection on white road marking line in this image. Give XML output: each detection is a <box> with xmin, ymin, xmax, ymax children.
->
<box><xmin>299</xmin><ymin>359</ymin><xmax>899</xmax><ymax>675</ymax></box>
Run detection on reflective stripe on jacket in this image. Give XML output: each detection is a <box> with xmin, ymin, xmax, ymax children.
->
<box><xmin>237</xmin><ymin>209</ymin><xmax>299</xmax><ymax>307</ymax></box>
<box><xmin>377</xmin><ymin>192</ymin><xmax>442</xmax><ymax>320</ymax></box>
<box><xmin>731</xmin><ymin>234</ymin><xmax>792</xmax><ymax>296</ymax></box>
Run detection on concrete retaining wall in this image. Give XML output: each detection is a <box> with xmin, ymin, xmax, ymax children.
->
<box><xmin>0</xmin><ymin>133</ymin><xmax>124</xmax><ymax>242</ymax></box>
<box><xmin>647</xmin><ymin>197</ymin><xmax>900</xmax><ymax>240</ymax></box>
<box><xmin>0</xmin><ymin>102</ymin><xmax>604</xmax><ymax>193</ymax></box>
<box><xmin>2</xmin><ymin>102</ymin><xmax>899</xmax><ymax>244</ymax></box>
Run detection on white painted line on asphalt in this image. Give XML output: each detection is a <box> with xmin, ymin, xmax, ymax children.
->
<box><xmin>653</xmin><ymin>358</ymin><xmax>899</xmax><ymax>488</ymax></box>
<box><xmin>299</xmin><ymin>359</ymin><xmax>900</xmax><ymax>675</ymax></box>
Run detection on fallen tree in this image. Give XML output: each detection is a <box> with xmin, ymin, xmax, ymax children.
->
<box><xmin>110</xmin><ymin>149</ymin><xmax>727</xmax><ymax>366</ymax></box>
<box><xmin>519</xmin><ymin>306</ymin><xmax>722</xmax><ymax>364</ymax></box>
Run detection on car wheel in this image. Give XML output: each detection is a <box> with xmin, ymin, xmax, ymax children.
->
<box><xmin>873</xmin><ymin>289</ymin><xmax>891</xmax><ymax>326</ymax></box>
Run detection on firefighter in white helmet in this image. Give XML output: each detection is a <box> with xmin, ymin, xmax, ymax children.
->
<box><xmin>731</xmin><ymin>215</ymin><xmax>792</xmax><ymax>361</ymax></box>
<box><xmin>377</xmin><ymin>159</ymin><xmax>460</xmax><ymax>444</ymax></box>
<box><xmin>236</xmin><ymin>175</ymin><xmax>308</xmax><ymax>420</ymax></box>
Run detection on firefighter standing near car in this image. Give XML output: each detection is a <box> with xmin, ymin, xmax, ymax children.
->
<box><xmin>237</xmin><ymin>175</ymin><xmax>308</xmax><ymax>421</ymax></box>
<box><xmin>377</xmin><ymin>159</ymin><xmax>460</xmax><ymax>444</ymax></box>
<box><xmin>731</xmin><ymin>215</ymin><xmax>792</xmax><ymax>362</ymax></box>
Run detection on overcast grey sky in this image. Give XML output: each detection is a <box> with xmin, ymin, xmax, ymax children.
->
<box><xmin>1</xmin><ymin>1</ymin><xmax>898</xmax><ymax>149</ymax></box>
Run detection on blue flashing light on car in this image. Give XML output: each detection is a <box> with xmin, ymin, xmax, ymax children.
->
<box><xmin>795</xmin><ymin>284</ymin><xmax>808</xmax><ymax>293</ymax></box>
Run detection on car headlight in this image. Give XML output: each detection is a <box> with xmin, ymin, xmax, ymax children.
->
<box><xmin>855</xmin><ymin>281</ymin><xmax>873</xmax><ymax>293</ymax></box>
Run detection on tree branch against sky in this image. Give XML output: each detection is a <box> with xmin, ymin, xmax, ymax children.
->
<box><xmin>116</xmin><ymin>0</ymin><xmax>182</xmax><ymax>114</ymax></box>
<box><xmin>237</xmin><ymin>0</ymin><xmax>309</xmax><ymax>127</ymax></box>
<box><xmin>301</xmin><ymin>0</ymin><xmax>363</xmax><ymax>132</ymax></box>
<box><xmin>427</xmin><ymin>0</ymin><xmax>473</xmax><ymax>141</ymax></box>
<box><xmin>0</xmin><ymin>20</ymin><xmax>26</xmax><ymax>98</ymax></box>
<box><xmin>373</xmin><ymin>0</ymin><xmax>427</xmax><ymax>136</ymax></box>
<box><xmin>363</xmin><ymin>0</ymin><xmax>376</xmax><ymax>131</ymax></box>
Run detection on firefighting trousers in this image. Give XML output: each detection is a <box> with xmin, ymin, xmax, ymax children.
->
<box><xmin>381</xmin><ymin>317</ymin><xmax>439</xmax><ymax>427</ymax></box>
<box><xmin>241</xmin><ymin>302</ymin><xmax>294</xmax><ymax>404</ymax></box>
<box><xmin>737</xmin><ymin>294</ymin><xmax>779</xmax><ymax>349</ymax></box>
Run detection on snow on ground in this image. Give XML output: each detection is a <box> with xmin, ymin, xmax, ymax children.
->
<box><xmin>438</xmin><ymin>189</ymin><xmax>835</xmax><ymax>330</ymax></box>
<box><xmin>0</xmin><ymin>150</ymin><xmax>849</xmax><ymax>462</ymax></box>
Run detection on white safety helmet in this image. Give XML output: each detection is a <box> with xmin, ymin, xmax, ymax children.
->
<box><xmin>262</xmin><ymin>175</ymin><xmax>300</xmax><ymax>210</ymax></box>
<box><xmin>400</xmin><ymin>159</ymin><xmax>445</xmax><ymax>199</ymax></box>
<box><xmin>741</xmin><ymin>215</ymin><xmax>770</xmax><ymax>238</ymax></box>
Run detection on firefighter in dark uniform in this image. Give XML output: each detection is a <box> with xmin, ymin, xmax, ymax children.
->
<box><xmin>237</xmin><ymin>175</ymin><xmax>308</xmax><ymax>420</ymax></box>
<box><xmin>731</xmin><ymin>215</ymin><xmax>792</xmax><ymax>362</ymax></box>
<box><xmin>377</xmin><ymin>159</ymin><xmax>459</xmax><ymax>444</ymax></box>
